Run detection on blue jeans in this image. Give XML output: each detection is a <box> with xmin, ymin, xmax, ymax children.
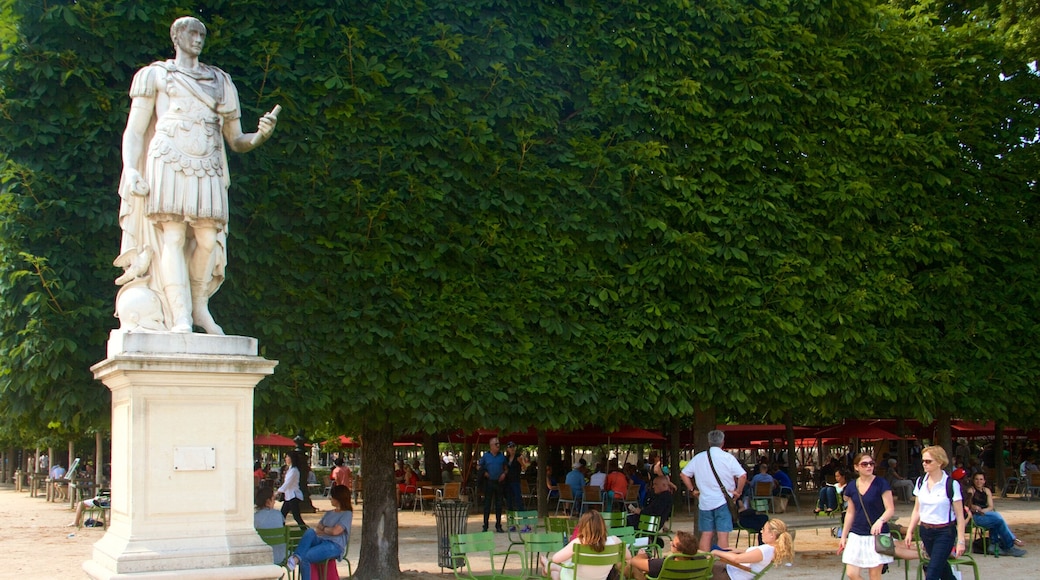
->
<box><xmin>293</xmin><ymin>528</ymin><xmax>343</xmax><ymax>580</ymax></box>
<box><xmin>506</xmin><ymin>481</ymin><xmax>523</xmax><ymax>511</ymax></box>
<box><xmin>973</xmin><ymin>511</ymin><xmax>1016</xmax><ymax>550</ymax></box>
<box><xmin>920</xmin><ymin>524</ymin><xmax>957</xmax><ymax>580</ymax></box>
<box><xmin>817</xmin><ymin>486</ymin><xmax>838</xmax><ymax>511</ymax></box>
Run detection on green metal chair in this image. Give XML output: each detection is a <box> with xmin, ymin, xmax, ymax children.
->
<box><xmin>555</xmin><ymin>542</ymin><xmax>626</xmax><ymax>580</ymax></box>
<box><xmin>502</xmin><ymin>510</ymin><xmax>541</xmax><ymax>572</ymax></box>
<box><xmin>913</xmin><ymin>529</ymin><xmax>979</xmax><ymax>580</ymax></box>
<box><xmin>545</xmin><ymin>515</ymin><xmax>573</xmax><ymax>538</ymax></box>
<box><xmin>255</xmin><ymin>526</ymin><xmax>289</xmax><ymax>567</ymax></box>
<box><xmin>645</xmin><ymin>553</ymin><xmax>714</xmax><ymax>580</ymax></box>
<box><xmin>451</xmin><ymin>531</ymin><xmax>525</xmax><ymax>580</ymax></box>
<box><xmin>602</xmin><ymin>510</ymin><xmax>627</xmax><ymax>529</ymax></box>
<box><xmin>635</xmin><ymin>514</ymin><xmax>672</xmax><ymax>555</ymax></box>
<box><xmin>520</xmin><ymin>532</ymin><xmax>566</xmax><ymax>579</ymax></box>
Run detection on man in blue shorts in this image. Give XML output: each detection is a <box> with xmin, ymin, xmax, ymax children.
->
<box><xmin>680</xmin><ymin>429</ymin><xmax>747</xmax><ymax>552</ymax></box>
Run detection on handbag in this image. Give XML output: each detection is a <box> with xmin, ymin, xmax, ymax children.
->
<box><xmin>856</xmin><ymin>484</ymin><xmax>895</xmax><ymax>556</ymax></box>
<box><xmin>706</xmin><ymin>449</ymin><xmax>740</xmax><ymax>526</ymax></box>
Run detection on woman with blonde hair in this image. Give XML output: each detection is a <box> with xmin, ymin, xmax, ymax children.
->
<box><xmin>903</xmin><ymin>445</ymin><xmax>967</xmax><ymax>580</ymax></box>
<box><xmin>711</xmin><ymin>518</ymin><xmax>794</xmax><ymax>579</ymax></box>
<box><xmin>543</xmin><ymin>510</ymin><xmax>625</xmax><ymax>580</ymax></box>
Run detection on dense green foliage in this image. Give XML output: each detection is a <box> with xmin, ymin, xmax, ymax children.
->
<box><xmin>2</xmin><ymin>0</ymin><xmax>1038</xmax><ymax>575</ymax></box>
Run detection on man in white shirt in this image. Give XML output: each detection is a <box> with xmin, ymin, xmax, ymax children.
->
<box><xmin>680</xmin><ymin>429</ymin><xmax>747</xmax><ymax>552</ymax></box>
<box><xmin>589</xmin><ymin>462</ymin><xmax>607</xmax><ymax>489</ymax></box>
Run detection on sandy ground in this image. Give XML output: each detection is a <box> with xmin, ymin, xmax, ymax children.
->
<box><xmin>4</xmin><ymin>484</ymin><xmax>1039</xmax><ymax>579</ymax></box>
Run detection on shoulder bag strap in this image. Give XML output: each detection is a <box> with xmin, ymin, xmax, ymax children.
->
<box><xmin>854</xmin><ymin>480</ymin><xmax>877</xmax><ymax>528</ymax></box>
<box><xmin>706</xmin><ymin>449</ymin><xmax>734</xmax><ymax>503</ymax></box>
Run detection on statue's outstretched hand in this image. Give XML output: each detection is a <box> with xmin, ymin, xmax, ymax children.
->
<box><xmin>253</xmin><ymin>104</ymin><xmax>281</xmax><ymax>144</ymax></box>
<box><xmin>247</xmin><ymin>105</ymin><xmax>281</xmax><ymax>147</ymax></box>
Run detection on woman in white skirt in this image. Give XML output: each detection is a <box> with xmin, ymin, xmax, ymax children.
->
<box><xmin>837</xmin><ymin>452</ymin><xmax>896</xmax><ymax>580</ymax></box>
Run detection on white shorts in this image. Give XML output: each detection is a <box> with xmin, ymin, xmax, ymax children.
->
<box><xmin>842</xmin><ymin>532</ymin><xmax>895</xmax><ymax>569</ymax></box>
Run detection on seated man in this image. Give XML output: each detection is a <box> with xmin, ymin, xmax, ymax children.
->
<box><xmin>565</xmin><ymin>462</ymin><xmax>586</xmax><ymax>513</ymax></box>
<box><xmin>747</xmin><ymin>464</ymin><xmax>776</xmax><ymax>507</ymax></box>
<box><xmin>770</xmin><ymin>464</ymin><xmax>794</xmax><ymax>497</ymax></box>
<box><xmin>627</xmin><ymin>475</ymin><xmax>673</xmax><ymax>529</ymax></box>
<box><xmin>48</xmin><ymin>463</ymin><xmax>68</xmax><ymax>501</ymax></box>
<box><xmin>588</xmin><ymin>462</ymin><xmax>607</xmax><ymax>489</ymax></box>
<box><xmin>884</xmin><ymin>458</ymin><xmax>914</xmax><ymax>500</ymax></box>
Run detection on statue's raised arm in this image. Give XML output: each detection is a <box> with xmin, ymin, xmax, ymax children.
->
<box><xmin>114</xmin><ymin>16</ymin><xmax>279</xmax><ymax>334</ymax></box>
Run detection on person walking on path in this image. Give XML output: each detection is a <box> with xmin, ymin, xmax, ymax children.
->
<box><xmin>903</xmin><ymin>446</ymin><xmax>967</xmax><ymax>580</ymax></box>
<box><xmin>277</xmin><ymin>453</ymin><xmax>306</xmax><ymax>528</ymax></box>
<box><xmin>838</xmin><ymin>453</ymin><xmax>895</xmax><ymax>580</ymax></box>
<box><xmin>680</xmin><ymin>429</ymin><xmax>747</xmax><ymax>552</ymax></box>
<box><xmin>479</xmin><ymin>437</ymin><xmax>509</xmax><ymax>532</ymax></box>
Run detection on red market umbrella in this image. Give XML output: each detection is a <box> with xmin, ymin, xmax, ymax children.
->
<box><xmin>323</xmin><ymin>435</ymin><xmax>361</xmax><ymax>448</ymax></box>
<box><xmin>253</xmin><ymin>433</ymin><xmax>297</xmax><ymax>447</ymax></box>
<box><xmin>814</xmin><ymin>422</ymin><xmax>903</xmax><ymax>441</ymax></box>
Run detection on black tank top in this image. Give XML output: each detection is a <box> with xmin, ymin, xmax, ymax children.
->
<box><xmin>971</xmin><ymin>487</ymin><xmax>989</xmax><ymax>509</ymax></box>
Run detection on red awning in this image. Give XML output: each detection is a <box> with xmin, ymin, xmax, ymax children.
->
<box><xmin>814</xmin><ymin>422</ymin><xmax>903</xmax><ymax>441</ymax></box>
<box><xmin>254</xmin><ymin>433</ymin><xmax>297</xmax><ymax>447</ymax></box>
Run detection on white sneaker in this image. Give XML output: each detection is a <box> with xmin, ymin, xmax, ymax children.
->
<box><xmin>286</xmin><ymin>555</ymin><xmax>299</xmax><ymax>572</ymax></box>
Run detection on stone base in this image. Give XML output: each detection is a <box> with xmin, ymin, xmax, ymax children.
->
<box><xmin>83</xmin><ymin>560</ymin><xmax>283</xmax><ymax>580</ymax></box>
<box><xmin>86</xmin><ymin>331</ymin><xmax>278</xmax><ymax>579</ymax></box>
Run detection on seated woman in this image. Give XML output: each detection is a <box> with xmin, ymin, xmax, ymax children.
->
<box><xmin>966</xmin><ymin>472</ymin><xmax>1027</xmax><ymax>556</ymax></box>
<box><xmin>542</xmin><ymin>510</ymin><xmax>626</xmax><ymax>580</ymax></box>
<box><xmin>710</xmin><ymin>518</ymin><xmax>794</xmax><ymax>580</ymax></box>
<box><xmin>624</xmin><ymin>530</ymin><xmax>699</xmax><ymax>580</ymax></box>
<box><xmin>815</xmin><ymin>468</ymin><xmax>849</xmax><ymax>514</ymax></box>
<box><xmin>253</xmin><ymin>487</ymin><xmax>286</xmax><ymax>565</ymax></box>
<box><xmin>545</xmin><ymin>464</ymin><xmax>560</xmax><ymax>499</ymax></box>
<box><xmin>286</xmin><ymin>485</ymin><xmax>353</xmax><ymax>580</ymax></box>
<box><xmin>396</xmin><ymin>464</ymin><xmax>418</xmax><ymax>509</ymax></box>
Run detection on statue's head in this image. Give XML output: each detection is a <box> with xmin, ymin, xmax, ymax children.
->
<box><xmin>170</xmin><ymin>16</ymin><xmax>207</xmax><ymax>55</ymax></box>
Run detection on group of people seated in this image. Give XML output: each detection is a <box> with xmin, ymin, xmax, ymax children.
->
<box><xmin>537</xmin><ymin>510</ymin><xmax>793</xmax><ymax>580</ymax></box>
<box><xmin>254</xmin><ymin>484</ymin><xmax>354</xmax><ymax>580</ymax></box>
<box><xmin>559</xmin><ymin>454</ymin><xmax>673</xmax><ymax>516</ymax></box>
<box><xmin>745</xmin><ymin>462</ymin><xmax>796</xmax><ymax>507</ymax></box>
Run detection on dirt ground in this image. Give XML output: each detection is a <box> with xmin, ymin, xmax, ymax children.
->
<box><xmin>4</xmin><ymin>484</ymin><xmax>1039</xmax><ymax>579</ymax></box>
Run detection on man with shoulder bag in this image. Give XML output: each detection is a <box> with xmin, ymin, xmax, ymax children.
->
<box><xmin>680</xmin><ymin>429</ymin><xmax>747</xmax><ymax>552</ymax></box>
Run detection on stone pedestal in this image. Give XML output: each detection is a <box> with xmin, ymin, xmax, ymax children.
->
<box><xmin>84</xmin><ymin>331</ymin><xmax>282</xmax><ymax>580</ymax></box>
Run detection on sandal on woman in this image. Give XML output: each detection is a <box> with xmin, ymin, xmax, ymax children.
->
<box><xmin>1014</xmin><ymin>538</ymin><xmax>1025</xmax><ymax>547</ymax></box>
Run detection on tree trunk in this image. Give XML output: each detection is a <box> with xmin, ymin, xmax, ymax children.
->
<box><xmin>692</xmin><ymin>407</ymin><xmax>715</xmax><ymax>455</ymax></box>
<box><xmin>896</xmin><ymin>417</ymin><xmax>909</xmax><ymax>474</ymax></box>
<box><xmin>355</xmin><ymin>422</ymin><xmax>401</xmax><ymax>579</ymax></box>
<box><xmin>95</xmin><ymin>432</ymin><xmax>105</xmax><ymax>487</ymax></box>
<box><xmin>692</xmin><ymin>406</ymin><xmax>715</xmax><ymax>538</ymax></box>
<box><xmin>936</xmin><ymin>413</ymin><xmax>953</xmax><ymax>461</ymax></box>
<box><xmin>537</xmin><ymin>430</ymin><xmax>548</xmax><ymax>516</ymax></box>
<box><xmin>668</xmin><ymin>419</ymin><xmax>681</xmax><ymax>489</ymax></box>
<box><xmin>423</xmin><ymin>432</ymin><xmax>440</xmax><ymax>484</ymax></box>
<box><xmin>994</xmin><ymin>421</ymin><xmax>1006</xmax><ymax>490</ymax></box>
<box><xmin>784</xmin><ymin>411</ymin><xmax>796</xmax><ymax>483</ymax></box>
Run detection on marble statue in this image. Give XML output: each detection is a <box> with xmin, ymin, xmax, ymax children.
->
<box><xmin>114</xmin><ymin>16</ymin><xmax>279</xmax><ymax>334</ymax></box>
